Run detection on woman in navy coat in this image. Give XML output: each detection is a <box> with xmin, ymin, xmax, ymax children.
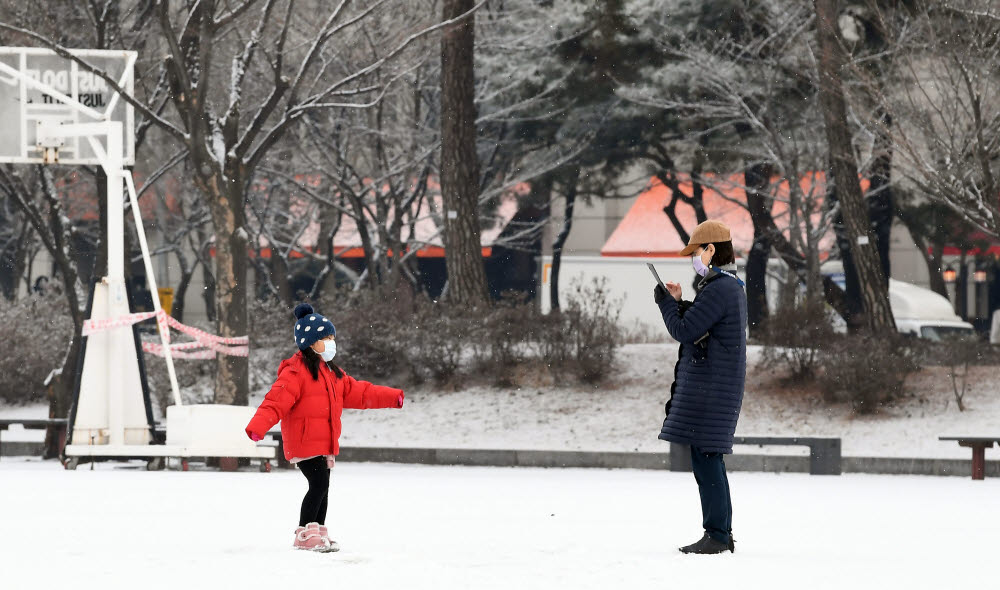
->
<box><xmin>654</xmin><ymin>220</ymin><xmax>748</xmax><ymax>555</ymax></box>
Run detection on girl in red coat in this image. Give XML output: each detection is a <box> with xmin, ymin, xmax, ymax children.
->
<box><xmin>246</xmin><ymin>303</ymin><xmax>404</xmax><ymax>552</ymax></box>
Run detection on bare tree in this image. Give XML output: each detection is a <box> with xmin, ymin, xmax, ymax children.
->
<box><xmin>1</xmin><ymin>1</ymin><xmax>477</xmax><ymax>404</ymax></box>
<box><xmin>814</xmin><ymin>0</ymin><xmax>895</xmax><ymax>333</ymax></box>
<box><xmin>882</xmin><ymin>2</ymin><xmax>1000</xmax><ymax>237</ymax></box>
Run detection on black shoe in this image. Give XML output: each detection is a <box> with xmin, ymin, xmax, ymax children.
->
<box><xmin>679</xmin><ymin>532</ymin><xmax>733</xmax><ymax>554</ymax></box>
<box><xmin>728</xmin><ymin>534</ymin><xmax>736</xmax><ymax>553</ymax></box>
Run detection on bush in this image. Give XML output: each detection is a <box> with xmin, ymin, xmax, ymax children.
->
<box><xmin>816</xmin><ymin>333</ymin><xmax>921</xmax><ymax>414</ymax></box>
<box><xmin>409</xmin><ymin>300</ymin><xmax>475</xmax><ymax>386</ymax></box>
<box><xmin>316</xmin><ymin>287</ymin><xmax>411</xmax><ymax>380</ymax></box>
<box><xmin>761</xmin><ymin>300</ymin><xmax>836</xmax><ymax>382</ymax></box>
<box><xmin>561</xmin><ymin>277</ymin><xmax>623</xmax><ymax>383</ymax></box>
<box><xmin>0</xmin><ymin>293</ymin><xmax>73</xmax><ymax>404</ymax></box>
<box><xmin>221</xmin><ymin>281</ymin><xmax>626</xmax><ymax>391</ymax></box>
<box><xmin>923</xmin><ymin>333</ymin><xmax>989</xmax><ymax>412</ymax></box>
<box><xmin>474</xmin><ymin>293</ymin><xmax>538</xmax><ymax>386</ymax></box>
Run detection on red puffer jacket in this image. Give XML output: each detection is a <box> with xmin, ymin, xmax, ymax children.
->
<box><xmin>245</xmin><ymin>351</ymin><xmax>403</xmax><ymax>460</ymax></box>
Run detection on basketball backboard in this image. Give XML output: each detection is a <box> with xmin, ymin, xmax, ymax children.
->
<box><xmin>0</xmin><ymin>47</ymin><xmax>135</xmax><ymax>165</ymax></box>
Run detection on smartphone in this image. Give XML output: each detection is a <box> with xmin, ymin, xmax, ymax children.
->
<box><xmin>647</xmin><ymin>263</ymin><xmax>665</xmax><ymax>287</ymax></box>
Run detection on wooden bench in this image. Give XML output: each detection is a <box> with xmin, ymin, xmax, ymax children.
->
<box><xmin>939</xmin><ymin>436</ymin><xmax>1000</xmax><ymax>480</ymax></box>
<box><xmin>670</xmin><ymin>437</ymin><xmax>842</xmax><ymax>475</ymax></box>
<box><xmin>0</xmin><ymin>418</ymin><xmax>67</xmax><ymax>459</ymax></box>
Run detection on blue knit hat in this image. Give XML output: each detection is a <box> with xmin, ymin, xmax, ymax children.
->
<box><xmin>293</xmin><ymin>303</ymin><xmax>336</xmax><ymax>351</ymax></box>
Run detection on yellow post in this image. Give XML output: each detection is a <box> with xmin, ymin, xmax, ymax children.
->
<box><xmin>157</xmin><ymin>287</ymin><xmax>174</xmax><ymax>315</ymax></box>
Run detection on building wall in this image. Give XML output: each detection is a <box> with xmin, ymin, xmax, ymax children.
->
<box><xmin>539</xmin><ymin>185</ymin><xmax>989</xmax><ymax>324</ymax></box>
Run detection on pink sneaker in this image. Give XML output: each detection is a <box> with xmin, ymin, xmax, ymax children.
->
<box><xmin>294</xmin><ymin>523</ymin><xmax>331</xmax><ymax>551</ymax></box>
<box><xmin>318</xmin><ymin>525</ymin><xmax>340</xmax><ymax>552</ymax></box>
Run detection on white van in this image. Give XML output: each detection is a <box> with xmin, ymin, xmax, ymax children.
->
<box><xmin>820</xmin><ymin>262</ymin><xmax>975</xmax><ymax>340</ymax></box>
<box><xmin>887</xmin><ymin>279</ymin><xmax>976</xmax><ymax>341</ymax></box>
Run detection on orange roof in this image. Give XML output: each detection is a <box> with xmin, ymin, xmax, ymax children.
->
<box><xmin>602</xmin><ymin>173</ymin><xmax>848</xmax><ymax>258</ymax></box>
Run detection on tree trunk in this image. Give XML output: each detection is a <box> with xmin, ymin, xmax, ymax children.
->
<box><xmin>171</xmin><ymin>256</ymin><xmax>197</xmax><ymax>323</ymax></box>
<box><xmin>831</xmin><ymin>207</ymin><xmax>864</xmax><ymax>329</ymax></box>
<box><xmin>200</xmin><ymin>239</ymin><xmax>216</xmax><ymax>323</ymax></box>
<box><xmin>199</xmin><ymin>169</ymin><xmax>250</xmax><ymax>407</ymax></box>
<box><xmin>868</xmin><ymin>108</ymin><xmax>893</xmax><ymax>280</ymax></box>
<box><xmin>550</xmin><ymin>170</ymin><xmax>579</xmax><ymax>312</ymax></box>
<box><xmin>957</xmin><ymin>253</ymin><xmax>969</xmax><ymax>319</ymax></box>
<box><xmin>440</xmin><ymin>0</ymin><xmax>488</xmax><ymax>308</ymax></box>
<box><xmin>308</xmin><ymin>207</ymin><xmax>344</xmax><ymax>300</ymax></box>
<box><xmin>269</xmin><ymin>249</ymin><xmax>294</xmax><ymax>306</ymax></box>
<box><xmin>745</xmin><ymin>162</ymin><xmax>773</xmax><ymax>336</ymax></box>
<box><xmin>813</xmin><ymin>0</ymin><xmax>895</xmax><ymax>334</ymax></box>
<box><xmin>94</xmin><ymin>167</ymin><xmax>108</xmax><ymax>281</ymax></box>
<box><xmin>40</xmin><ymin>170</ymin><xmax>85</xmax><ymax>457</ymax></box>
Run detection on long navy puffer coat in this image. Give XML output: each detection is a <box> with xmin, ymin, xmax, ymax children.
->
<box><xmin>656</xmin><ymin>267</ymin><xmax>748</xmax><ymax>453</ymax></box>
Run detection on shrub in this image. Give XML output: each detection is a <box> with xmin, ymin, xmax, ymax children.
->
<box><xmin>926</xmin><ymin>333</ymin><xmax>989</xmax><ymax>412</ymax></box>
<box><xmin>408</xmin><ymin>300</ymin><xmax>475</xmax><ymax>386</ymax></box>
<box><xmin>316</xmin><ymin>287</ymin><xmax>411</xmax><ymax>380</ymax></box>
<box><xmin>563</xmin><ymin>277</ymin><xmax>623</xmax><ymax>383</ymax></box>
<box><xmin>761</xmin><ymin>300</ymin><xmax>836</xmax><ymax>382</ymax></box>
<box><xmin>0</xmin><ymin>293</ymin><xmax>73</xmax><ymax>405</ymax></box>
<box><xmin>475</xmin><ymin>293</ymin><xmax>539</xmax><ymax>386</ymax></box>
<box><xmin>225</xmin><ymin>281</ymin><xmax>626</xmax><ymax>390</ymax></box>
<box><xmin>817</xmin><ymin>333</ymin><xmax>921</xmax><ymax>414</ymax></box>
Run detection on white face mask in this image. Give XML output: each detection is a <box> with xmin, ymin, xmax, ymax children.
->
<box><xmin>319</xmin><ymin>340</ymin><xmax>336</xmax><ymax>362</ymax></box>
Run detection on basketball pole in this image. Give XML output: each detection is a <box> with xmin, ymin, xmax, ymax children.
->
<box><xmin>64</xmin><ymin>123</ymin><xmax>183</xmax><ymax>408</ymax></box>
<box><xmin>29</xmin><ymin>107</ymin><xmax>183</xmax><ymax>439</ymax></box>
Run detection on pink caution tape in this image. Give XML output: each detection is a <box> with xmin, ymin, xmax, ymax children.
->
<box><xmin>82</xmin><ymin>309</ymin><xmax>249</xmax><ymax>358</ymax></box>
<box><xmin>141</xmin><ymin>341</ymin><xmax>217</xmax><ymax>360</ymax></box>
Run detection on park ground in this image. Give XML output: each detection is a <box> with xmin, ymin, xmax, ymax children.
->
<box><xmin>0</xmin><ymin>459</ymin><xmax>994</xmax><ymax>589</ymax></box>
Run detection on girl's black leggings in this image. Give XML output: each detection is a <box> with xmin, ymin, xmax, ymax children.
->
<box><xmin>297</xmin><ymin>456</ymin><xmax>331</xmax><ymax>527</ymax></box>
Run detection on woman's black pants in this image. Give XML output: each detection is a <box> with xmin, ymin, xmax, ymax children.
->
<box><xmin>690</xmin><ymin>446</ymin><xmax>733</xmax><ymax>543</ymax></box>
<box><xmin>297</xmin><ymin>456</ymin><xmax>331</xmax><ymax>527</ymax></box>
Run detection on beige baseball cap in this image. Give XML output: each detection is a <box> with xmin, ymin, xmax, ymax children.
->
<box><xmin>678</xmin><ymin>220</ymin><xmax>732</xmax><ymax>256</ymax></box>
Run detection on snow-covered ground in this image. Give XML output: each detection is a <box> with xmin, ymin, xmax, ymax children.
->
<box><xmin>3</xmin><ymin>344</ymin><xmax>997</xmax><ymax>459</ymax></box>
<box><xmin>336</xmin><ymin>344</ymin><xmax>1000</xmax><ymax>459</ymax></box>
<box><xmin>0</xmin><ymin>459</ymin><xmax>992</xmax><ymax>589</ymax></box>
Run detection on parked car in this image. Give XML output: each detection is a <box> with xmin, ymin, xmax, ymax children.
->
<box><xmin>821</xmin><ymin>262</ymin><xmax>975</xmax><ymax>341</ymax></box>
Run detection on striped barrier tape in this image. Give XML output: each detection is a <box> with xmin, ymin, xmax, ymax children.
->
<box><xmin>82</xmin><ymin>309</ymin><xmax>249</xmax><ymax>358</ymax></box>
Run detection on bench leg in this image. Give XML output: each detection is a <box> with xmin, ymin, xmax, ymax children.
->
<box><xmin>669</xmin><ymin>443</ymin><xmax>692</xmax><ymax>472</ymax></box>
<box><xmin>276</xmin><ymin>438</ymin><xmax>291</xmax><ymax>469</ymax></box>
<box><xmin>972</xmin><ymin>446</ymin><xmax>986</xmax><ymax>480</ymax></box>
<box><xmin>809</xmin><ymin>439</ymin><xmax>842</xmax><ymax>475</ymax></box>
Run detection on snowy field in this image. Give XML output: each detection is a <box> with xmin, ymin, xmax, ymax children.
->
<box><xmin>3</xmin><ymin>344</ymin><xmax>998</xmax><ymax>460</ymax></box>
<box><xmin>0</xmin><ymin>459</ymin><xmax>994</xmax><ymax>590</ymax></box>
<box><xmin>336</xmin><ymin>344</ymin><xmax>1000</xmax><ymax>459</ymax></box>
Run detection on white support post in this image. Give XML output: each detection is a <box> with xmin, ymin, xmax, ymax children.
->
<box><xmin>124</xmin><ymin>171</ymin><xmax>183</xmax><ymax>407</ymax></box>
<box><xmin>104</xmin><ymin>123</ymin><xmax>126</xmax><ymax>445</ymax></box>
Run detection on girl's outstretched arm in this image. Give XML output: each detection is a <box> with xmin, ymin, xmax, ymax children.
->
<box><xmin>342</xmin><ymin>373</ymin><xmax>404</xmax><ymax>410</ymax></box>
<box><xmin>245</xmin><ymin>368</ymin><xmax>302</xmax><ymax>439</ymax></box>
